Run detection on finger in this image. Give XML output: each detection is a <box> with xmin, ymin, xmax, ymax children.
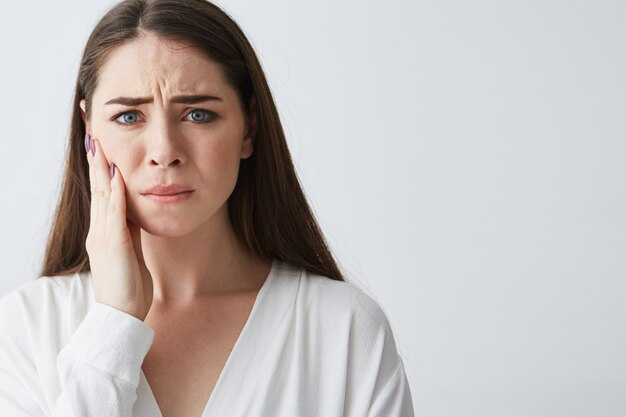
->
<box><xmin>107</xmin><ymin>163</ymin><xmax>128</xmax><ymax>239</ymax></box>
<box><xmin>85</xmin><ymin>133</ymin><xmax>101</xmax><ymax>231</ymax></box>
<box><xmin>90</xmin><ymin>138</ymin><xmax>112</xmax><ymax>235</ymax></box>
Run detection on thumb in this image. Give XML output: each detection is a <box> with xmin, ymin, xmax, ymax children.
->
<box><xmin>128</xmin><ymin>218</ymin><xmax>153</xmax><ymax>305</ymax></box>
<box><xmin>128</xmin><ymin>219</ymin><xmax>147</xmax><ymax>267</ymax></box>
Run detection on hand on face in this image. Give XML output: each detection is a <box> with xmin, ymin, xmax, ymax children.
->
<box><xmin>84</xmin><ymin>132</ymin><xmax>153</xmax><ymax>321</ymax></box>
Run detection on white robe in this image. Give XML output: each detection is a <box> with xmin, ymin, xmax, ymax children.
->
<box><xmin>0</xmin><ymin>259</ymin><xmax>415</xmax><ymax>416</ymax></box>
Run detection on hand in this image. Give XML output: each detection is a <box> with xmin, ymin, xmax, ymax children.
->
<box><xmin>84</xmin><ymin>133</ymin><xmax>154</xmax><ymax>321</ymax></box>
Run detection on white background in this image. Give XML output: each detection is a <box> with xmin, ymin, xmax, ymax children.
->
<box><xmin>1</xmin><ymin>1</ymin><xmax>624</xmax><ymax>416</ymax></box>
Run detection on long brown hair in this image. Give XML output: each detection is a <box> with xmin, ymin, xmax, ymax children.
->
<box><xmin>39</xmin><ymin>0</ymin><xmax>345</xmax><ymax>282</ymax></box>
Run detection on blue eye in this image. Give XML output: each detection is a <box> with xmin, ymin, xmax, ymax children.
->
<box><xmin>186</xmin><ymin>109</ymin><xmax>214</xmax><ymax>122</ymax></box>
<box><xmin>112</xmin><ymin>109</ymin><xmax>216</xmax><ymax>127</ymax></box>
<box><xmin>112</xmin><ymin>111</ymin><xmax>141</xmax><ymax>127</ymax></box>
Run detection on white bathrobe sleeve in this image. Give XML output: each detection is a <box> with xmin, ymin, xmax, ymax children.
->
<box><xmin>366</xmin><ymin>359</ymin><xmax>415</xmax><ymax>417</ymax></box>
<box><xmin>0</xmin><ymin>289</ymin><xmax>154</xmax><ymax>417</ymax></box>
<box><xmin>350</xmin><ymin>288</ymin><xmax>416</xmax><ymax>417</ymax></box>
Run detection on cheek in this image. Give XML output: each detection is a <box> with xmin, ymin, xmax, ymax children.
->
<box><xmin>98</xmin><ymin>141</ymin><xmax>135</xmax><ymax>174</ymax></box>
<box><xmin>200</xmin><ymin>141</ymin><xmax>236</xmax><ymax>173</ymax></box>
<box><xmin>196</xmin><ymin>140</ymin><xmax>243</xmax><ymax>190</ymax></box>
<box><xmin>96</xmin><ymin>140</ymin><xmax>141</xmax><ymax>202</ymax></box>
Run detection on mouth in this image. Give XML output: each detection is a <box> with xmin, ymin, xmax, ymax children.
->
<box><xmin>141</xmin><ymin>184</ymin><xmax>194</xmax><ymax>196</ymax></box>
<box><xmin>142</xmin><ymin>190</ymin><xmax>194</xmax><ymax>205</ymax></box>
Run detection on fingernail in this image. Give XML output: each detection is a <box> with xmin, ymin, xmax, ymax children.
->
<box><xmin>90</xmin><ymin>137</ymin><xmax>96</xmax><ymax>157</ymax></box>
<box><xmin>84</xmin><ymin>133</ymin><xmax>91</xmax><ymax>154</ymax></box>
<box><xmin>109</xmin><ymin>162</ymin><xmax>116</xmax><ymax>179</ymax></box>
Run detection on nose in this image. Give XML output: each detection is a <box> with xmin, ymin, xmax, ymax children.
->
<box><xmin>146</xmin><ymin>117</ymin><xmax>186</xmax><ymax>168</ymax></box>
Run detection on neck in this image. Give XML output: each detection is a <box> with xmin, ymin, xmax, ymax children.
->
<box><xmin>139</xmin><ymin>204</ymin><xmax>271</xmax><ymax>308</ymax></box>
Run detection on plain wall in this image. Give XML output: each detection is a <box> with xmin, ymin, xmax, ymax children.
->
<box><xmin>0</xmin><ymin>1</ymin><xmax>624</xmax><ymax>416</ymax></box>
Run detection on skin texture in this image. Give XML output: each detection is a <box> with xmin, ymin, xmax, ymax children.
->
<box><xmin>80</xmin><ymin>32</ymin><xmax>272</xmax><ymax>311</ymax></box>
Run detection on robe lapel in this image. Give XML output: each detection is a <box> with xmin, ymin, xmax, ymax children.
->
<box><xmin>134</xmin><ymin>260</ymin><xmax>302</xmax><ymax>417</ymax></box>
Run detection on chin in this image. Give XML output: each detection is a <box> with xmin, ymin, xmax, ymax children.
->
<box><xmin>139</xmin><ymin>221</ymin><xmax>196</xmax><ymax>238</ymax></box>
<box><xmin>126</xmin><ymin>208</ymin><xmax>198</xmax><ymax>238</ymax></box>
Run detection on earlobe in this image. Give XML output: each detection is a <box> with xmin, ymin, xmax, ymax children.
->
<box><xmin>240</xmin><ymin>136</ymin><xmax>254</xmax><ymax>159</ymax></box>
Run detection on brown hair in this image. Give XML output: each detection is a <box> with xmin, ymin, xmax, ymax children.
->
<box><xmin>39</xmin><ymin>0</ymin><xmax>345</xmax><ymax>282</ymax></box>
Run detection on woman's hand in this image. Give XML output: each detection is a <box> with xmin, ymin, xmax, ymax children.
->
<box><xmin>84</xmin><ymin>133</ymin><xmax>154</xmax><ymax>321</ymax></box>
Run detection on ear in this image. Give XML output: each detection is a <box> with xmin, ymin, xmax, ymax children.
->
<box><xmin>240</xmin><ymin>96</ymin><xmax>257</xmax><ymax>160</ymax></box>
<box><xmin>79</xmin><ymin>99</ymin><xmax>91</xmax><ymax>133</ymax></box>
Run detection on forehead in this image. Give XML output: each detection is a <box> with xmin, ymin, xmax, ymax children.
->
<box><xmin>94</xmin><ymin>33</ymin><xmax>228</xmax><ymax>100</ymax></box>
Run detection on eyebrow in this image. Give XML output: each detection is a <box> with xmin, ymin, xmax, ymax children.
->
<box><xmin>105</xmin><ymin>94</ymin><xmax>223</xmax><ymax>106</ymax></box>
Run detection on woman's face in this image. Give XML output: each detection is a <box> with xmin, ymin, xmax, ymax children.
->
<box><xmin>80</xmin><ymin>33</ymin><xmax>254</xmax><ymax>237</ymax></box>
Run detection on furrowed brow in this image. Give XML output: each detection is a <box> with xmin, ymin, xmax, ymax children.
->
<box><xmin>105</xmin><ymin>95</ymin><xmax>223</xmax><ymax>106</ymax></box>
<box><xmin>172</xmin><ymin>95</ymin><xmax>223</xmax><ymax>104</ymax></box>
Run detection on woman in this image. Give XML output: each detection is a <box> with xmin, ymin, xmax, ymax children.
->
<box><xmin>0</xmin><ymin>0</ymin><xmax>415</xmax><ymax>416</ymax></box>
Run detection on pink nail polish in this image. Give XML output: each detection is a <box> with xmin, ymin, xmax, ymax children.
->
<box><xmin>84</xmin><ymin>133</ymin><xmax>90</xmax><ymax>154</ymax></box>
<box><xmin>109</xmin><ymin>163</ymin><xmax>116</xmax><ymax>179</ymax></box>
<box><xmin>90</xmin><ymin>137</ymin><xmax>96</xmax><ymax>157</ymax></box>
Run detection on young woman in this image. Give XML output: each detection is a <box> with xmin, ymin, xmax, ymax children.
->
<box><xmin>0</xmin><ymin>0</ymin><xmax>415</xmax><ymax>416</ymax></box>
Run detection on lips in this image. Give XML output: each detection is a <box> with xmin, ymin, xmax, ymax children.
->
<box><xmin>141</xmin><ymin>184</ymin><xmax>194</xmax><ymax>196</ymax></box>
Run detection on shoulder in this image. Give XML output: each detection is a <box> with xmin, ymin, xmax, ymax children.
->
<box><xmin>301</xmin><ymin>269</ymin><xmax>389</xmax><ymax>318</ymax></box>
<box><xmin>0</xmin><ymin>273</ymin><xmax>87</xmax><ymax>380</ymax></box>
<box><xmin>0</xmin><ymin>272</ymin><xmax>93</xmax><ymax>340</ymax></box>
<box><xmin>299</xmin><ymin>269</ymin><xmax>397</xmax><ymax>346</ymax></box>
<box><xmin>298</xmin><ymin>269</ymin><xmax>408</xmax><ymax>400</ymax></box>
<box><xmin>0</xmin><ymin>272</ymin><xmax>87</xmax><ymax>312</ymax></box>
<box><xmin>0</xmin><ymin>275</ymin><xmax>63</xmax><ymax>316</ymax></box>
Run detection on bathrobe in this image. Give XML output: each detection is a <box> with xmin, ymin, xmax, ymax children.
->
<box><xmin>0</xmin><ymin>259</ymin><xmax>415</xmax><ymax>416</ymax></box>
